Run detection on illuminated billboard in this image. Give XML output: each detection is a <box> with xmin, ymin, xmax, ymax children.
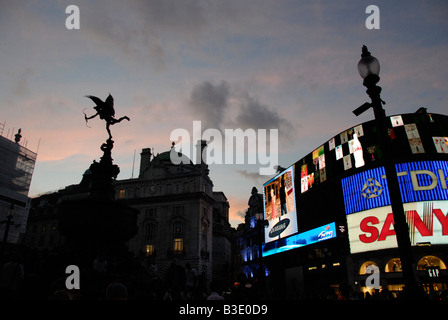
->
<box><xmin>342</xmin><ymin>160</ymin><xmax>448</xmax><ymax>253</ymax></box>
<box><xmin>263</xmin><ymin>165</ymin><xmax>298</xmax><ymax>243</ymax></box>
<box><xmin>342</xmin><ymin>160</ymin><xmax>448</xmax><ymax>215</ymax></box>
<box><xmin>261</xmin><ymin>113</ymin><xmax>448</xmax><ymax>257</ymax></box>
<box><xmin>299</xmin><ymin>113</ymin><xmax>448</xmax><ymax>197</ymax></box>
<box><xmin>348</xmin><ymin>201</ymin><xmax>448</xmax><ymax>254</ymax></box>
<box><xmin>263</xmin><ymin>222</ymin><xmax>337</xmax><ymax>257</ymax></box>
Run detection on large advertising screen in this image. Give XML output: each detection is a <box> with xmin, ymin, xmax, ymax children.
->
<box><xmin>262</xmin><ymin>222</ymin><xmax>337</xmax><ymax>257</ymax></box>
<box><xmin>343</xmin><ymin>160</ymin><xmax>448</xmax><ymax>253</ymax></box>
<box><xmin>263</xmin><ymin>165</ymin><xmax>298</xmax><ymax>243</ymax></box>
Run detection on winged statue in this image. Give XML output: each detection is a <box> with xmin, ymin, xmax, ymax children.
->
<box><xmin>84</xmin><ymin>94</ymin><xmax>130</xmax><ymax>139</ymax></box>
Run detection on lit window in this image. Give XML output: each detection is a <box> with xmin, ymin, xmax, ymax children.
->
<box><xmin>173</xmin><ymin>238</ymin><xmax>183</xmax><ymax>255</ymax></box>
<box><xmin>385</xmin><ymin>258</ymin><xmax>402</xmax><ymax>273</ymax></box>
<box><xmin>359</xmin><ymin>261</ymin><xmax>378</xmax><ymax>275</ymax></box>
<box><xmin>172</xmin><ymin>222</ymin><xmax>184</xmax><ymax>255</ymax></box>
<box><xmin>119</xmin><ymin>189</ymin><xmax>126</xmax><ymax>199</ymax></box>
<box><xmin>145</xmin><ymin>244</ymin><xmax>154</xmax><ymax>256</ymax></box>
<box><xmin>417</xmin><ymin>255</ymin><xmax>447</xmax><ymax>270</ymax></box>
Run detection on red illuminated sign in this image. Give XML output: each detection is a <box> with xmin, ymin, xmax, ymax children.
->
<box><xmin>348</xmin><ymin>201</ymin><xmax>448</xmax><ymax>253</ymax></box>
<box><xmin>359</xmin><ymin>208</ymin><xmax>448</xmax><ymax>244</ymax></box>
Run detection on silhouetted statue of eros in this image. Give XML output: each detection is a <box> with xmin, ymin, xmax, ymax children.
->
<box><xmin>84</xmin><ymin>94</ymin><xmax>130</xmax><ymax>139</ymax></box>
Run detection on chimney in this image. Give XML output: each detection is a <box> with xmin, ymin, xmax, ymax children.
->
<box><xmin>139</xmin><ymin>148</ymin><xmax>152</xmax><ymax>177</ymax></box>
<box><xmin>195</xmin><ymin>140</ymin><xmax>208</xmax><ymax>165</ymax></box>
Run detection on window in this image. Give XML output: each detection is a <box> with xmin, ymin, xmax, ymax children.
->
<box><xmin>119</xmin><ymin>189</ymin><xmax>126</xmax><ymax>199</ymax></box>
<box><xmin>144</xmin><ymin>223</ymin><xmax>156</xmax><ymax>244</ymax></box>
<box><xmin>145</xmin><ymin>244</ymin><xmax>154</xmax><ymax>256</ymax></box>
<box><xmin>145</xmin><ymin>208</ymin><xmax>157</xmax><ymax>218</ymax></box>
<box><xmin>417</xmin><ymin>255</ymin><xmax>447</xmax><ymax>271</ymax></box>
<box><xmin>173</xmin><ymin>238</ymin><xmax>183</xmax><ymax>255</ymax></box>
<box><xmin>172</xmin><ymin>222</ymin><xmax>184</xmax><ymax>255</ymax></box>
<box><xmin>359</xmin><ymin>261</ymin><xmax>378</xmax><ymax>275</ymax></box>
<box><xmin>385</xmin><ymin>258</ymin><xmax>402</xmax><ymax>273</ymax></box>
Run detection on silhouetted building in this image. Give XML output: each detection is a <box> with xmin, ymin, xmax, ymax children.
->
<box><xmin>260</xmin><ymin>111</ymin><xmax>448</xmax><ymax>299</ymax></box>
<box><xmin>0</xmin><ymin>126</ymin><xmax>37</xmax><ymax>244</ymax></box>
<box><xmin>114</xmin><ymin>142</ymin><xmax>231</xmax><ymax>287</ymax></box>
<box><xmin>232</xmin><ymin>187</ymin><xmax>265</xmax><ymax>281</ymax></box>
<box><xmin>21</xmin><ymin>192</ymin><xmax>62</xmax><ymax>249</ymax></box>
<box><xmin>211</xmin><ymin>191</ymin><xmax>232</xmax><ymax>289</ymax></box>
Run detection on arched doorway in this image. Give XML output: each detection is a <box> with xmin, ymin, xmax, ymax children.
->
<box><xmin>358</xmin><ymin>261</ymin><xmax>380</xmax><ymax>296</ymax></box>
<box><xmin>385</xmin><ymin>258</ymin><xmax>402</xmax><ymax>273</ymax></box>
<box><xmin>417</xmin><ymin>255</ymin><xmax>447</xmax><ymax>294</ymax></box>
<box><xmin>384</xmin><ymin>258</ymin><xmax>404</xmax><ymax>294</ymax></box>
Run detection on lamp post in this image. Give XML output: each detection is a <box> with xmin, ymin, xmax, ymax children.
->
<box><xmin>354</xmin><ymin>46</ymin><xmax>421</xmax><ymax>298</ymax></box>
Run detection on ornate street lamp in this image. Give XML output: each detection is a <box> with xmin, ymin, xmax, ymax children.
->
<box><xmin>357</xmin><ymin>45</ymin><xmax>380</xmax><ymax>80</ymax></box>
<box><xmin>354</xmin><ymin>46</ymin><xmax>421</xmax><ymax>298</ymax></box>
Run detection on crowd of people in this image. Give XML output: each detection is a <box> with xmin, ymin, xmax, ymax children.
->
<box><xmin>1</xmin><ymin>246</ymin><xmax>447</xmax><ymax>301</ymax></box>
<box><xmin>0</xmin><ymin>246</ymin><xmax>259</xmax><ymax>300</ymax></box>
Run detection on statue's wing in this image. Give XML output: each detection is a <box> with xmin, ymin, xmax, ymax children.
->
<box><xmin>85</xmin><ymin>95</ymin><xmax>104</xmax><ymax>108</ymax></box>
<box><xmin>103</xmin><ymin>94</ymin><xmax>115</xmax><ymax>116</ymax></box>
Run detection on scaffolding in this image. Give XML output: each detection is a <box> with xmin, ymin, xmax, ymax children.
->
<box><xmin>0</xmin><ymin>125</ymin><xmax>37</xmax><ymax>243</ymax></box>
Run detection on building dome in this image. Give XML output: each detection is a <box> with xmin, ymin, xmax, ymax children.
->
<box><xmin>153</xmin><ymin>150</ymin><xmax>193</xmax><ymax>165</ymax></box>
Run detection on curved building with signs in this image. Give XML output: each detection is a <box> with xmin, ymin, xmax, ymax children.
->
<box><xmin>262</xmin><ymin>110</ymin><xmax>448</xmax><ymax>299</ymax></box>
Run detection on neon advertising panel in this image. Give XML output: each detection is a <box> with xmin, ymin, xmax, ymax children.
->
<box><xmin>347</xmin><ymin>201</ymin><xmax>448</xmax><ymax>254</ymax></box>
<box><xmin>262</xmin><ymin>222</ymin><xmax>337</xmax><ymax>257</ymax></box>
<box><xmin>263</xmin><ymin>166</ymin><xmax>298</xmax><ymax>244</ymax></box>
<box><xmin>342</xmin><ymin>160</ymin><xmax>448</xmax><ymax>215</ymax></box>
<box><xmin>342</xmin><ymin>160</ymin><xmax>448</xmax><ymax>254</ymax></box>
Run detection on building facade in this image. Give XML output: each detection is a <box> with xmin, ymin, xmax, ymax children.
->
<box><xmin>115</xmin><ymin>143</ymin><xmax>232</xmax><ymax>287</ymax></box>
<box><xmin>233</xmin><ymin>187</ymin><xmax>265</xmax><ymax>281</ymax></box>
<box><xmin>0</xmin><ymin>127</ymin><xmax>37</xmax><ymax>244</ymax></box>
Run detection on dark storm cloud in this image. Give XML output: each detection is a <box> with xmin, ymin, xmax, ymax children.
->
<box><xmin>188</xmin><ymin>80</ymin><xmax>231</xmax><ymax>130</ymax></box>
<box><xmin>236</xmin><ymin>169</ymin><xmax>266</xmax><ymax>185</ymax></box>
<box><xmin>235</xmin><ymin>92</ymin><xmax>295</xmax><ymax>143</ymax></box>
<box><xmin>187</xmin><ymin>80</ymin><xmax>295</xmax><ymax>143</ymax></box>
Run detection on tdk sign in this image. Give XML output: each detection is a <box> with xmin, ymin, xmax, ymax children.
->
<box><xmin>342</xmin><ymin>161</ymin><xmax>448</xmax><ymax>215</ymax></box>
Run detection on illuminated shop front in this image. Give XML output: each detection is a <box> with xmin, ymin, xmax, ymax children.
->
<box><xmin>261</xmin><ymin>111</ymin><xmax>448</xmax><ymax>298</ymax></box>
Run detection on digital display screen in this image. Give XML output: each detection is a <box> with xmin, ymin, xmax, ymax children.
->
<box><xmin>262</xmin><ymin>222</ymin><xmax>337</xmax><ymax>257</ymax></box>
<box><xmin>263</xmin><ymin>165</ymin><xmax>298</xmax><ymax>243</ymax></box>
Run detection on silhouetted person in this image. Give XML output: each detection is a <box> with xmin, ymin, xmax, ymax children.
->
<box><xmin>280</xmin><ymin>176</ymin><xmax>287</xmax><ymax>215</ymax></box>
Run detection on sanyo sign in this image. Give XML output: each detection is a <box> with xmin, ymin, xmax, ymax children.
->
<box><xmin>347</xmin><ymin>201</ymin><xmax>448</xmax><ymax>254</ymax></box>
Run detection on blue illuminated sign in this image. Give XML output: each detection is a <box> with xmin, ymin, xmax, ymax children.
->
<box><xmin>342</xmin><ymin>161</ymin><xmax>448</xmax><ymax>215</ymax></box>
<box><xmin>342</xmin><ymin>166</ymin><xmax>391</xmax><ymax>215</ymax></box>
<box><xmin>262</xmin><ymin>222</ymin><xmax>336</xmax><ymax>257</ymax></box>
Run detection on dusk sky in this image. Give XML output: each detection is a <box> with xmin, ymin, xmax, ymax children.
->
<box><xmin>1</xmin><ymin>1</ymin><xmax>447</xmax><ymax>227</ymax></box>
